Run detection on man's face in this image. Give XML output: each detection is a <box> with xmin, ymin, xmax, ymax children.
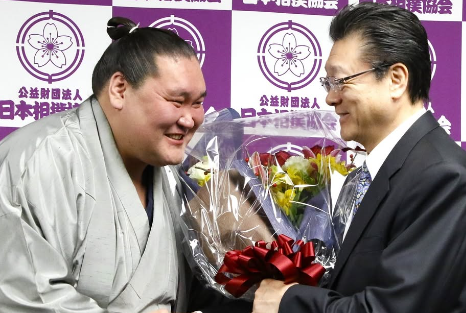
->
<box><xmin>324</xmin><ymin>34</ymin><xmax>394</xmax><ymax>151</ymax></box>
<box><xmin>119</xmin><ymin>55</ymin><xmax>206</xmax><ymax>167</ymax></box>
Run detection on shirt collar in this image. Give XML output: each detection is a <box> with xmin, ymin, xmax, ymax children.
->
<box><xmin>365</xmin><ymin>108</ymin><xmax>426</xmax><ymax>180</ymax></box>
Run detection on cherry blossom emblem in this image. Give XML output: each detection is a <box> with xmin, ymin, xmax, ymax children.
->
<box><xmin>16</xmin><ymin>11</ymin><xmax>85</xmax><ymax>83</ymax></box>
<box><xmin>257</xmin><ymin>21</ymin><xmax>322</xmax><ymax>92</ymax></box>
<box><xmin>268</xmin><ymin>33</ymin><xmax>311</xmax><ymax>77</ymax></box>
<box><xmin>28</xmin><ymin>23</ymin><xmax>73</xmax><ymax>68</ymax></box>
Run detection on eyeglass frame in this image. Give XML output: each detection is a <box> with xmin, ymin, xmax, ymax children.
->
<box><xmin>319</xmin><ymin>64</ymin><xmax>391</xmax><ymax>93</ymax></box>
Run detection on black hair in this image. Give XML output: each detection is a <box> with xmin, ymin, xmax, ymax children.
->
<box><xmin>91</xmin><ymin>17</ymin><xmax>197</xmax><ymax>97</ymax></box>
<box><xmin>329</xmin><ymin>2</ymin><xmax>431</xmax><ymax>104</ymax></box>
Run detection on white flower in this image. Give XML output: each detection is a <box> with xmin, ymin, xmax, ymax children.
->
<box><xmin>28</xmin><ymin>23</ymin><xmax>73</xmax><ymax>68</ymax></box>
<box><xmin>282</xmin><ymin>156</ymin><xmax>312</xmax><ymax>173</ymax></box>
<box><xmin>268</xmin><ymin>33</ymin><xmax>311</xmax><ymax>77</ymax></box>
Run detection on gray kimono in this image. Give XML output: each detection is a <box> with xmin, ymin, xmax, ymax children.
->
<box><xmin>0</xmin><ymin>97</ymin><xmax>188</xmax><ymax>312</ymax></box>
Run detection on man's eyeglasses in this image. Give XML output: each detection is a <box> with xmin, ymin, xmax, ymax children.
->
<box><xmin>320</xmin><ymin>66</ymin><xmax>388</xmax><ymax>93</ymax></box>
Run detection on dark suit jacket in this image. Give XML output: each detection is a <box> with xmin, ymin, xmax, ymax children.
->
<box><xmin>279</xmin><ymin>112</ymin><xmax>466</xmax><ymax>313</ymax></box>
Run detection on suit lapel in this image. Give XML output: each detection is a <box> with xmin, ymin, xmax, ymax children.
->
<box><xmin>328</xmin><ymin>111</ymin><xmax>440</xmax><ymax>288</ymax></box>
<box><xmin>328</xmin><ymin>167</ymin><xmax>390</xmax><ymax>286</ymax></box>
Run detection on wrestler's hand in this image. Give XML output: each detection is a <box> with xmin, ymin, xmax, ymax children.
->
<box><xmin>252</xmin><ymin>279</ymin><xmax>297</xmax><ymax>313</ymax></box>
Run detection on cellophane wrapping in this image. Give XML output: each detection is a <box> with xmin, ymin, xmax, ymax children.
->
<box><xmin>177</xmin><ymin>109</ymin><xmax>364</xmax><ymax>299</ymax></box>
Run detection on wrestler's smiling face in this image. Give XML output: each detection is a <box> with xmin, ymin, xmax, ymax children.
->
<box><xmin>117</xmin><ymin>55</ymin><xmax>206</xmax><ymax>167</ymax></box>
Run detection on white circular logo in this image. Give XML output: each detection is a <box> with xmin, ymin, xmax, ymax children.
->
<box><xmin>257</xmin><ymin>20</ymin><xmax>322</xmax><ymax>92</ymax></box>
<box><xmin>16</xmin><ymin>11</ymin><xmax>85</xmax><ymax>84</ymax></box>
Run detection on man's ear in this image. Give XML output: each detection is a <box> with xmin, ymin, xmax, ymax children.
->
<box><xmin>108</xmin><ymin>72</ymin><xmax>127</xmax><ymax>110</ymax></box>
<box><xmin>388</xmin><ymin>63</ymin><xmax>409</xmax><ymax>100</ymax></box>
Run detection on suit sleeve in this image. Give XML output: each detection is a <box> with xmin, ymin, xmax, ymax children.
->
<box><xmin>278</xmin><ymin>161</ymin><xmax>466</xmax><ymax>313</ymax></box>
<box><xmin>187</xmin><ymin>273</ymin><xmax>252</xmax><ymax>313</ymax></box>
<box><xmin>0</xmin><ymin>140</ymin><xmax>108</xmax><ymax>312</ymax></box>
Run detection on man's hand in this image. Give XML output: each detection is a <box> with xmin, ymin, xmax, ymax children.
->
<box><xmin>252</xmin><ymin>279</ymin><xmax>297</xmax><ymax>313</ymax></box>
<box><xmin>151</xmin><ymin>309</ymin><xmax>170</xmax><ymax>313</ymax></box>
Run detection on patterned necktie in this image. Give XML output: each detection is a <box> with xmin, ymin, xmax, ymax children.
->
<box><xmin>353</xmin><ymin>161</ymin><xmax>372</xmax><ymax>216</ymax></box>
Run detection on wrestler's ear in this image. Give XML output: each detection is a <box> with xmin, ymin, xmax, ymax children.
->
<box><xmin>388</xmin><ymin>63</ymin><xmax>409</xmax><ymax>101</ymax></box>
<box><xmin>108</xmin><ymin>72</ymin><xmax>127</xmax><ymax>110</ymax></box>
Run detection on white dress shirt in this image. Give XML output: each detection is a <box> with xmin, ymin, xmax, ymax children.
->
<box><xmin>342</xmin><ymin>108</ymin><xmax>427</xmax><ymax>240</ymax></box>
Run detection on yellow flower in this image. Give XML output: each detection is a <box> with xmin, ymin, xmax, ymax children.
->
<box><xmin>187</xmin><ymin>156</ymin><xmax>212</xmax><ymax>187</ymax></box>
<box><xmin>248</xmin><ymin>146</ymin><xmax>356</xmax><ymax>227</ymax></box>
<box><xmin>272</xmin><ymin>188</ymin><xmax>296</xmax><ymax>216</ymax></box>
<box><xmin>310</xmin><ymin>154</ymin><xmax>349</xmax><ymax>185</ymax></box>
<box><xmin>197</xmin><ymin>173</ymin><xmax>211</xmax><ymax>187</ymax></box>
<box><xmin>270</xmin><ymin>166</ymin><xmax>293</xmax><ymax>187</ymax></box>
<box><xmin>331</xmin><ymin>157</ymin><xmax>350</xmax><ymax>176</ymax></box>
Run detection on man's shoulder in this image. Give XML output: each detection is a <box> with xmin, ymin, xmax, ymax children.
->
<box><xmin>0</xmin><ymin>97</ymin><xmax>94</xmax><ymax>152</ymax></box>
<box><xmin>419</xmin><ymin>124</ymin><xmax>466</xmax><ymax>162</ymax></box>
<box><xmin>0</xmin><ymin>107</ymin><xmax>87</xmax><ymax>180</ymax></box>
<box><xmin>394</xmin><ymin>112</ymin><xmax>466</xmax><ymax>166</ymax></box>
<box><xmin>395</xmin><ymin>125</ymin><xmax>466</xmax><ymax>184</ymax></box>
<box><xmin>2</xmin><ymin>107</ymin><xmax>78</xmax><ymax>143</ymax></box>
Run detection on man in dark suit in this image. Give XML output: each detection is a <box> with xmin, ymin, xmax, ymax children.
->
<box><xmin>252</xmin><ymin>2</ymin><xmax>466</xmax><ymax>313</ymax></box>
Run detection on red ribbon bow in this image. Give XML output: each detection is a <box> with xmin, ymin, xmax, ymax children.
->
<box><xmin>214</xmin><ymin>234</ymin><xmax>326</xmax><ymax>297</ymax></box>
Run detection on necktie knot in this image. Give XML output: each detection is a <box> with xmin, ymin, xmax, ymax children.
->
<box><xmin>353</xmin><ymin>161</ymin><xmax>371</xmax><ymax>216</ymax></box>
<box><xmin>360</xmin><ymin>161</ymin><xmax>371</xmax><ymax>183</ymax></box>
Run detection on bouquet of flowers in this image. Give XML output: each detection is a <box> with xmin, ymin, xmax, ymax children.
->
<box><xmin>177</xmin><ymin>109</ymin><xmax>364</xmax><ymax>299</ymax></box>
